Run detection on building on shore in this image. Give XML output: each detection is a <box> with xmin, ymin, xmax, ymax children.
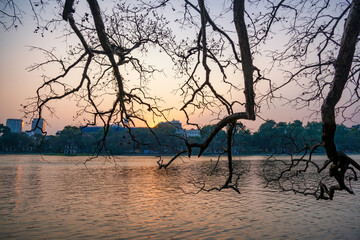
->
<box><xmin>157</xmin><ymin>120</ymin><xmax>183</xmax><ymax>134</ymax></box>
<box><xmin>156</xmin><ymin>120</ymin><xmax>201</xmax><ymax>138</ymax></box>
<box><xmin>64</xmin><ymin>140</ymin><xmax>78</xmax><ymax>155</ymax></box>
<box><xmin>6</xmin><ymin>119</ymin><xmax>23</xmax><ymax>133</ymax></box>
<box><xmin>80</xmin><ymin>125</ymin><xmax>125</xmax><ymax>134</ymax></box>
<box><xmin>184</xmin><ymin>128</ymin><xmax>201</xmax><ymax>138</ymax></box>
<box><xmin>31</xmin><ymin>118</ymin><xmax>45</xmax><ymax>135</ymax></box>
<box><xmin>352</xmin><ymin>124</ymin><xmax>360</xmax><ymax>131</ymax></box>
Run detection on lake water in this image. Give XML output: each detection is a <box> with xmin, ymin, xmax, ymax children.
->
<box><xmin>1</xmin><ymin>154</ymin><xmax>359</xmax><ymax>239</ymax></box>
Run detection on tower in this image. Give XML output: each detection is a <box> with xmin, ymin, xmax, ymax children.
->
<box><xmin>31</xmin><ymin>118</ymin><xmax>45</xmax><ymax>135</ymax></box>
<box><xmin>5</xmin><ymin>119</ymin><xmax>23</xmax><ymax>133</ymax></box>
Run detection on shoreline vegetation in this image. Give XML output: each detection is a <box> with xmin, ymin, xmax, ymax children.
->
<box><xmin>1</xmin><ymin>152</ymin><xmax>360</xmax><ymax>156</ymax></box>
<box><xmin>1</xmin><ymin>120</ymin><xmax>360</xmax><ymax>156</ymax></box>
<box><xmin>1</xmin><ymin>153</ymin><xmax>360</xmax><ymax>158</ymax></box>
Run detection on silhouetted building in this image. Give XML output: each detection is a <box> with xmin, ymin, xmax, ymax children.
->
<box><xmin>64</xmin><ymin>140</ymin><xmax>78</xmax><ymax>155</ymax></box>
<box><xmin>156</xmin><ymin>120</ymin><xmax>200</xmax><ymax>137</ymax></box>
<box><xmin>6</xmin><ymin>119</ymin><xmax>23</xmax><ymax>133</ymax></box>
<box><xmin>185</xmin><ymin>129</ymin><xmax>200</xmax><ymax>138</ymax></box>
<box><xmin>157</xmin><ymin>120</ymin><xmax>183</xmax><ymax>134</ymax></box>
<box><xmin>81</xmin><ymin>126</ymin><xmax>102</xmax><ymax>134</ymax></box>
<box><xmin>81</xmin><ymin>125</ymin><xmax>124</xmax><ymax>134</ymax></box>
<box><xmin>31</xmin><ymin>118</ymin><xmax>45</xmax><ymax>135</ymax></box>
<box><xmin>352</xmin><ymin>124</ymin><xmax>360</xmax><ymax>131</ymax></box>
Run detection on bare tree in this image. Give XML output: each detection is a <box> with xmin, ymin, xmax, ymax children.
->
<box><xmin>257</xmin><ymin>0</ymin><xmax>360</xmax><ymax>199</ymax></box>
<box><xmin>156</xmin><ymin>0</ymin><xmax>263</xmax><ymax>193</ymax></box>
<box><xmin>319</xmin><ymin>0</ymin><xmax>360</xmax><ymax>199</ymax></box>
<box><xmin>18</xmin><ymin>0</ymin><xmax>179</xmax><ymax>153</ymax></box>
<box><xmin>0</xmin><ymin>0</ymin><xmax>23</xmax><ymax>29</ymax></box>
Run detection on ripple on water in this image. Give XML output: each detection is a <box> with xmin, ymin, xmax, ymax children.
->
<box><xmin>0</xmin><ymin>155</ymin><xmax>359</xmax><ymax>239</ymax></box>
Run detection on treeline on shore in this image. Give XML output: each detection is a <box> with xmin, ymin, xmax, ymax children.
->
<box><xmin>0</xmin><ymin>120</ymin><xmax>359</xmax><ymax>155</ymax></box>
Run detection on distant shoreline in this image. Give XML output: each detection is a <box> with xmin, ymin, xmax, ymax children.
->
<box><xmin>1</xmin><ymin>152</ymin><xmax>359</xmax><ymax>157</ymax></box>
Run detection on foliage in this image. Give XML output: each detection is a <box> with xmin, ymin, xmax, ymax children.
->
<box><xmin>1</xmin><ymin>121</ymin><xmax>359</xmax><ymax>155</ymax></box>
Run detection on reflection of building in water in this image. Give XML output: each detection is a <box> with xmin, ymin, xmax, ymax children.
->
<box><xmin>13</xmin><ymin>165</ymin><xmax>22</xmax><ymax>211</ymax></box>
<box><xmin>15</xmin><ymin>165</ymin><xmax>22</xmax><ymax>196</ymax></box>
<box><xmin>6</xmin><ymin>118</ymin><xmax>23</xmax><ymax>133</ymax></box>
<box><xmin>31</xmin><ymin>118</ymin><xmax>45</xmax><ymax>135</ymax></box>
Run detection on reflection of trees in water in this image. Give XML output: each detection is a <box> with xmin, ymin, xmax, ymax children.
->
<box><xmin>172</xmin><ymin>158</ymin><xmax>252</xmax><ymax>194</ymax></box>
<box><xmin>262</xmin><ymin>155</ymin><xmax>359</xmax><ymax>199</ymax></box>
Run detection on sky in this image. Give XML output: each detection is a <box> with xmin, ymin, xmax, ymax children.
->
<box><xmin>0</xmin><ymin>1</ymin><xmax>356</xmax><ymax>135</ymax></box>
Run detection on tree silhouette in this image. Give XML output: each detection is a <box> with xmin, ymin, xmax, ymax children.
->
<box><xmin>259</xmin><ymin>0</ymin><xmax>360</xmax><ymax>200</ymax></box>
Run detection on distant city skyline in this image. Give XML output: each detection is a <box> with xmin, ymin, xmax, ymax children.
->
<box><xmin>2</xmin><ymin>118</ymin><xmax>45</xmax><ymax>135</ymax></box>
<box><xmin>2</xmin><ymin>118</ymin><xmax>200</xmax><ymax>136</ymax></box>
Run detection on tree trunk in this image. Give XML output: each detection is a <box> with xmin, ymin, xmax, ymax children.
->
<box><xmin>321</xmin><ymin>0</ymin><xmax>360</xmax><ymax>163</ymax></box>
<box><xmin>233</xmin><ymin>0</ymin><xmax>255</xmax><ymax>120</ymax></box>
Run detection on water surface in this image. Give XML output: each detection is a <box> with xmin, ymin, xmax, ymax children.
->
<box><xmin>0</xmin><ymin>155</ymin><xmax>359</xmax><ymax>239</ymax></box>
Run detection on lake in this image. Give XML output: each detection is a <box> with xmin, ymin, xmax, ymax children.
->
<box><xmin>0</xmin><ymin>154</ymin><xmax>359</xmax><ymax>239</ymax></box>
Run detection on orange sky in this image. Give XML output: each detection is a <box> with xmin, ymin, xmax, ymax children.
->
<box><xmin>0</xmin><ymin>1</ymin><xmax>346</xmax><ymax>135</ymax></box>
